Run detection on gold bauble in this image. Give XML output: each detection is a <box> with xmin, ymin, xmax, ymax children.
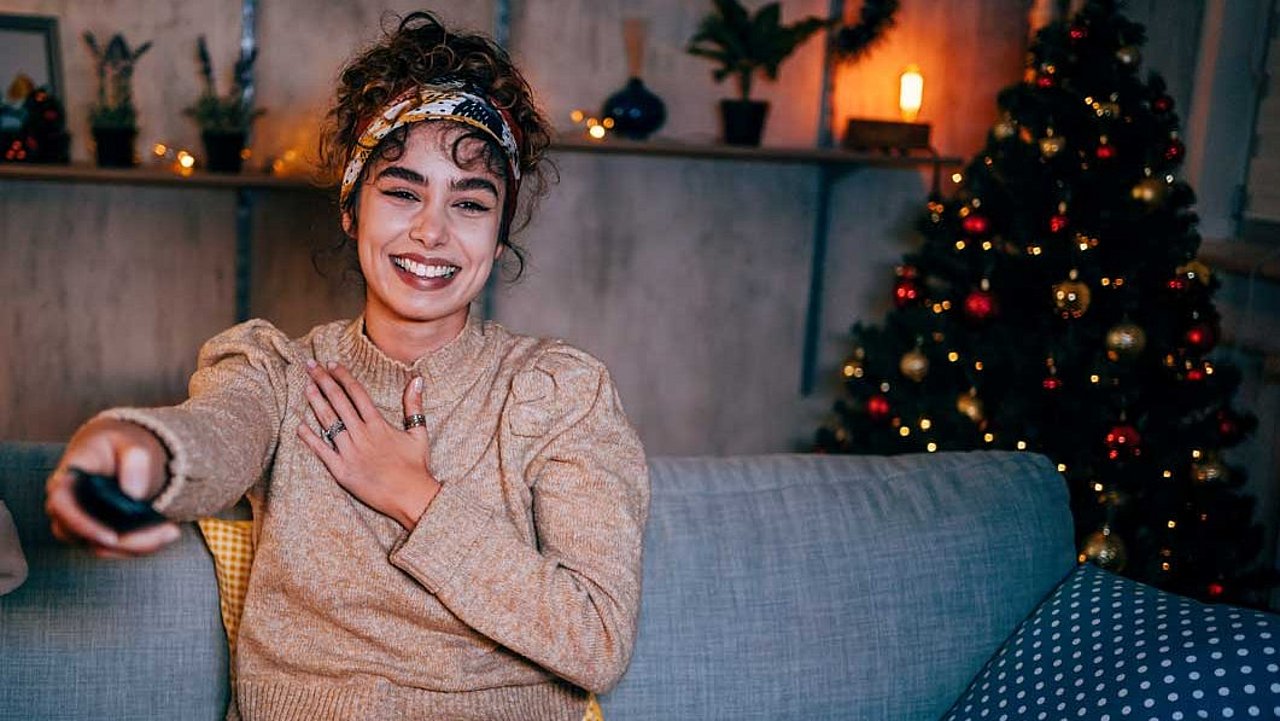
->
<box><xmin>993</xmin><ymin>116</ymin><xmax>1016</xmax><ymax>140</ymax></box>
<box><xmin>1039</xmin><ymin>135</ymin><xmax>1066</xmax><ymax>158</ymax></box>
<box><xmin>1052</xmin><ymin>277</ymin><xmax>1092</xmax><ymax>318</ymax></box>
<box><xmin>956</xmin><ymin>392</ymin><xmax>985</xmax><ymax>423</ymax></box>
<box><xmin>1081</xmin><ymin>526</ymin><xmax>1127</xmax><ymax>571</ymax></box>
<box><xmin>1105</xmin><ymin>322</ymin><xmax>1148</xmax><ymax>362</ymax></box>
<box><xmin>1116</xmin><ymin>45</ymin><xmax>1141</xmax><ymax>67</ymax></box>
<box><xmin>899</xmin><ymin>349</ymin><xmax>930</xmax><ymax>382</ymax></box>
<box><xmin>1192</xmin><ymin>456</ymin><xmax>1230</xmax><ymax>484</ymax></box>
<box><xmin>1131</xmin><ymin>178</ymin><xmax>1169</xmax><ymax>207</ymax></box>
<box><xmin>1176</xmin><ymin>259</ymin><xmax>1212</xmax><ymax>285</ymax></box>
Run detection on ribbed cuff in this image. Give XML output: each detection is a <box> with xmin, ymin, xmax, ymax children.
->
<box><xmin>388</xmin><ymin>480</ymin><xmax>496</xmax><ymax>595</ymax></box>
<box><xmin>92</xmin><ymin>407</ymin><xmax>193</xmax><ymax>517</ymax></box>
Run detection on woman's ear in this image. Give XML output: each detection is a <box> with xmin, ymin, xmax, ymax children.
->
<box><xmin>341</xmin><ymin>210</ymin><xmax>354</xmax><ymax>238</ymax></box>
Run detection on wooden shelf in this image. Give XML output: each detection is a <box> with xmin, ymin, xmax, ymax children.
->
<box><xmin>0</xmin><ymin>138</ymin><xmax>963</xmax><ymax>191</ymax></box>
<box><xmin>551</xmin><ymin>135</ymin><xmax>965</xmax><ymax>168</ymax></box>
<box><xmin>0</xmin><ymin>162</ymin><xmax>320</xmax><ymax>190</ymax></box>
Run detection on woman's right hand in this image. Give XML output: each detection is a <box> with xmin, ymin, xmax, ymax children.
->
<box><xmin>45</xmin><ymin>418</ymin><xmax>181</xmax><ymax>559</ymax></box>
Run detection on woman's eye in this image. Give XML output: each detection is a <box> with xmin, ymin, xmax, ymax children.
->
<box><xmin>381</xmin><ymin>188</ymin><xmax>418</xmax><ymax>201</ymax></box>
<box><xmin>456</xmin><ymin>200</ymin><xmax>492</xmax><ymax>213</ymax></box>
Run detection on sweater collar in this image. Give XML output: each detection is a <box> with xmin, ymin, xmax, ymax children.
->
<box><xmin>335</xmin><ymin>308</ymin><xmax>491</xmax><ymax>409</ymax></box>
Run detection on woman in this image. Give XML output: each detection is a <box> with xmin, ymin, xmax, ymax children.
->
<box><xmin>44</xmin><ymin>13</ymin><xmax>649</xmax><ymax>721</ymax></box>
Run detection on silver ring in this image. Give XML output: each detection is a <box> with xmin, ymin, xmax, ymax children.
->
<box><xmin>323</xmin><ymin>419</ymin><xmax>347</xmax><ymax>444</ymax></box>
<box><xmin>403</xmin><ymin>414</ymin><xmax>427</xmax><ymax>430</ymax></box>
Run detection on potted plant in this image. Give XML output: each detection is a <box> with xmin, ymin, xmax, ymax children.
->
<box><xmin>687</xmin><ymin>0</ymin><xmax>829</xmax><ymax>146</ymax></box>
<box><xmin>185</xmin><ymin>36</ymin><xmax>263</xmax><ymax>173</ymax></box>
<box><xmin>84</xmin><ymin>32</ymin><xmax>151</xmax><ymax>167</ymax></box>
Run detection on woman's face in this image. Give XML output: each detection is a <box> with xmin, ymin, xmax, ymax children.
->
<box><xmin>346</xmin><ymin>122</ymin><xmax>505</xmax><ymax>334</ymax></box>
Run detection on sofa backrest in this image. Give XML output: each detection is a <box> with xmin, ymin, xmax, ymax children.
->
<box><xmin>599</xmin><ymin>451</ymin><xmax>1076</xmax><ymax>721</ymax></box>
<box><xmin>0</xmin><ymin>442</ymin><xmax>230</xmax><ymax>720</ymax></box>
<box><xmin>0</xmin><ymin>444</ymin><xmax>1075</xmax><ymax>721</ymax></box>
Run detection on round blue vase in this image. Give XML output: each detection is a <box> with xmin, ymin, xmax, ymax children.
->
<box><xmin>602</xmin><ymin>77</ymin><xmax>666</xmax><ymax>140</ymax></box>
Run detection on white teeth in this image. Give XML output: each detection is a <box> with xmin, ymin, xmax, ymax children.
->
<box><xmin>393</xmin><ymin>257</ymin><xmax>458</xmax><ymax>279</ymax></box>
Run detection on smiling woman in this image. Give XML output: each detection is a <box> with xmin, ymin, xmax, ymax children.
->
<box><xmin>44</xmin><ymin>12</ymin><xmax>649</xmax><ymax>721</ymax></box>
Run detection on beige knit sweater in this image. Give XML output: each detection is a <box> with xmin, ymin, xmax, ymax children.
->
<box><xmin>100</xmin><ymin>311</ymin><xmax>650</xmax><ymax>721</ymax></box>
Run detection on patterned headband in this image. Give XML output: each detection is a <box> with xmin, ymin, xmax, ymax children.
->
<box><xmin>340</xmin><ymin>79</ymin><xmax>522</xmax><ymax>209</ymax></box>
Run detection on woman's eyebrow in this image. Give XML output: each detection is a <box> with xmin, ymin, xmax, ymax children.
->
<box><xmin>374</xmin><ymin>166</ymin><xmax>426</xmax><ymax>184</ymax></box>
<box><xmin>450</xmin><ymin>177</ymin><xmax>499</xmax><ymax>197</ymax></box>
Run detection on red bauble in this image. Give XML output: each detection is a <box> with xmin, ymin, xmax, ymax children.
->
<box><xmin>1096</xmin><ymin>143</ymin><xmax>1115</xmax><ymax>160</ymax></box>
<box><xmin>1217</xmin><ymin>410</ymin><xmax>1241</xmax><ymax>441</ymax></box>
<box><xmin>866</xmin><ymin>394</ymin><xmax>891</xmax><ymax>421</ymax></box>
<box><xmin>1069</xmin><ymin>25</ymin><xmax>1087</xmax><ymax>41</ymax></box>
<box><xmin>962</xmin><ymin>214</ymin><xmax>991</xmax><ymax>236</ymax></box>
<box><xmin>1164</xmin><ymin>138</ymin><xmax>1185</xmax><ymax>162</ymax></box>
<box><xmin>1186</xmin><ymin>366</ymin><xmax>1206</xmax><ymax>382</ymax></box>
<box><xmin>1105</xmin><ymin>423</ymin><xmax>1142</xmax><ymax>460</ymax></box>
<box><xmin>893</xmin><ymin>279</ymin><xmax>921</xmax><ymax>308</ymax></box>
<box><xmin>1208</xmin><ymin>582</ymin><xmax>1224</xmax><ymax>598</ymax></box>
<box><xmin>964</xmin><ymin>289</ymin><xmax>998</xmax><ymax>321</ymax></box>
<box><xmin>1049</xmin><ymin>214</ymin><xmax>1069</xmax><ymax>233</ymax></box>
<box><xmin>1185</xmin><ymin>322</ymin><xmax>1218</xmax><ymax>352</ymax></box>
<box><xmin>1036</xmin><ymin>75</ymin><xmax>1055</xmax><ymax>89</ymax></box>
<box><xmin>1042</xmin><ymin>376</ymin><xmax>1062</xmax><ymax>391</ymax></box>
<box><xmin>1152</xmin><ymin>95</ymin><xmax>1174</xmax><ymax>113</ymax></box>
<box><xmin>1167</xmin><ymin>277</ymin><xmax>1189</xmax><ymax>292</ymax></box>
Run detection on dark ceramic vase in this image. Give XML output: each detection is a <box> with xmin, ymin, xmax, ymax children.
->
<box><xmin>202</xmin><ymin>130</ymin><xmax>247</xmax><ymax>173</ymax></box>
<box><xmin>720</xmin><ymin>100</ymin><xmax>769</xmax><ymax>146</ymax></box>
<box><xmin>92</xmin><ymin>127</ymin><xmax>137</xmax><ymax>167</ymax></box>
<box><xmin>602</xmin><ymin>77</ymin><xmax>666</xmax><ymax>140</ymax></box>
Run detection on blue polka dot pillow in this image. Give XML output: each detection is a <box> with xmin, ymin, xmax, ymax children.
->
<box><xmin>942</xmin><ymin>563</ymin><xmax>1280</xmax><ymax>721</ymax></box>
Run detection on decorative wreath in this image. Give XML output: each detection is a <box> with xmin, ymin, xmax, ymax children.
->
<box><xmin>833</xmin><ymin>0</ymin><xmax>900</xmax><ymax>60</ymax></box>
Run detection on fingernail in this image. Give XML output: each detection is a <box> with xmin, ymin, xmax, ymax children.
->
<box><xmin>413</xmin><ymin>377</ymin><xmax>423</xmax><ymax>392</ymax></box>
<box><xmin>98</xmin><ymin>530</ymin><xmax>118</xmax><ymax>545</ymax></box>
<box><xmin>305</xmin><ymin>359</ymin><xmax>316</xmax><ymax>369</ymax></box>
<box><xmin>164</xmin><ymin>526</ymin><xmax>181</xmax><ymax>542</ymax></box>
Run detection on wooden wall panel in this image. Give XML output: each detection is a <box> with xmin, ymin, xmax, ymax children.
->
<box><xmin>0</xmin><ymin>180</ymin><xmax>236</xmax><ymax>440</ymax></box>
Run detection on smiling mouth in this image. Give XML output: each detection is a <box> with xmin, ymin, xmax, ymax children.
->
<box><xmin>392</xmin><ymin>255</ymin><xmax>460</xmax><ymax>279</ymax></box>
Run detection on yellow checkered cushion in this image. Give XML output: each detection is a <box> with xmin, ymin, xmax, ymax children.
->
<box><xmin>195</xmin><ymin>518</ymin><xmax>254</xmax><ymax>659</ymax></box>
<box><xmin>194</xmin><ymin>517</ymin><xmax>604</xmax><ymax>720</ymax></box>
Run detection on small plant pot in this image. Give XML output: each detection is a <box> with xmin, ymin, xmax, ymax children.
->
<box><xmin>92</xmin><ymin>127</ymin><xmax>137</xmax><ymax>167</ymax></box>
<box><xmin>202</xmin><ymin>130</ymin><xmax>247</xmax><ymax>173</ymax></box>
<box><xmin>719</xmin><ymin>99</ymin><xmax>769</xmax><ymax>146</ymax></box>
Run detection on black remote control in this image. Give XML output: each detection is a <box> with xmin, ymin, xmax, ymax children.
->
<box><xmin>70</xmin><ymin>468</ymin><xmax>167</xmax><ymax>533</ymax></box>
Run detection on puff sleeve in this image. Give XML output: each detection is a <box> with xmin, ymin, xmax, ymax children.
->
<box><xmin>95</xmin><ymin>319</ymin><xmax>293</xmax><ymax>520</ymax></box>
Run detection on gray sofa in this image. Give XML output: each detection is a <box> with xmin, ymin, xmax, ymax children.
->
<box><xmin>2</xmin><ymin>442</ymin><xmax>1276</xmax><ymax>720</ymax></box>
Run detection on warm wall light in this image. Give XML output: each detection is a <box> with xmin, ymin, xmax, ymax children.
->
<box><xmin>899</xmin><ymin>65</ymin><xmax>923</xmax><ymax>122</ymax></box>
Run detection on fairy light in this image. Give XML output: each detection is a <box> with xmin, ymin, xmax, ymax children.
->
<box><xmin>983</xmin><ymin>432</ymin><xmax>995</xmax><ymax>443</ymax></box>
<box><xmin>1057</xmin><ymin>463</ymin><xmax>1068</xmax><ymax>473</ymax></box>
<box><xmin>588</xmin><ymin>124</ymin><xmax>607</xmax><ymax>139</ymax></box>
<box><xmin>1192</xmin><ymin>449</ymin><xmax>1203</xmax><ymax>459</ymax></box>
<box><xmin>1029</xmin><ymin>245</ymin><xmax>1043</xmax><ymax>256</ymax></box>
<box><xmin>1162</xmin><ymin>470</ymin><xmax>1172</xmax><ymax>479</ymax></box>
<box><xmin>1167</xmin><ymin>520</ymin><xmax>1177</xmax><ymax>529</ymax></box>
<box><xmin>926</xmin><ymin>442</ymin><xmax>938</xmax><ymax>452</ymax></box>
<box><xmin>152</xmin><ymin>143</ymin><xmax>168</xmax><ymax>157</ymax></box>
<box><xmin>947</xmin><ymin>351</ymin><xmax>960</xmax><ymax>362</ymax></box>
<box><xmin>1093</xmin><ymin>482</ymin><xmax>1104</xmax><ymax>492</ymax></box>
<box><xmin>982</xmin><ymin>240</ymin><xmax>993</xmax><ymax>251</ymax></box>
<box><xmin>920</xmin><ymin>418</ymin><xmax>933</xmax><ymax>430</ymax></box>
<box><xmin>1016</xmin><ymin>440</ymin><xmax>1028</xmax><ymax>450</ymax></box>
<box><xmin>899</xmin><ymin>426</ymin><xmax>911</xmax><ymax>437</ymax></box>
<box><xmin>570</xmin><ymin>109</ymin><xmax>585</xmax><ymax>123</ymax></box>
<box><xmin>974</xmin><ymin>360</ymin><xmax>984</xmax><ymax>371</ymax></box>
<box><xmin>955</xmin><ymin>240</ymin><xmax>967</xmax><ymax>251</ymax></box>
<box><xmin>1090</xmin><ymin>374</ymin><xmax>1100</xmax><ymax>384</ymax></box>
<box><xmin>952</xmin><ymin>172</ymin><xmax>963</xmax><ymax>183</ymax></box>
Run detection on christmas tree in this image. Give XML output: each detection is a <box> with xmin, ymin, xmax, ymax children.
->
<box><xmin>815</xmin><ymin>0</ymin><xmax>1277</xmax><ymax>609</ymax></box>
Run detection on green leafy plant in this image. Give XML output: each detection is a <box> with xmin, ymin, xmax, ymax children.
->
<box><xmin>687</xmin><ymin>0</ymin><xmax>831</xmax><ymax>101</ymax></box>
<box><xmin>83</xmin><ymin>32</ymin><xmax>152</xmax><ymax>129</ymax></box>
<box><xmin>184</xmin><ymin>35</ymin><xmax>264</xmax><ymax>133</ymax></box>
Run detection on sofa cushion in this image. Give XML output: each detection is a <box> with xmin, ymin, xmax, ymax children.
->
<box><xmin>941</xmin><ymin>562</ymin><xmax>1280</xmax><ymax>721</ymax></box>
<box><xmin>601</xmin><ymin>451</ymin><xmax>1076</xmax><ymax>721</ymax></box>
<box><xmin>0</xmin><ymin>442</ymin><xmax>230</xmax><ymax>720</ymax></box>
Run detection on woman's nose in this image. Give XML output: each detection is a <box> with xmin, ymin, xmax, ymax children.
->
<box><xmin>409</xmin><ymin>208</ymin><xmax>446</xmax><ymax>247</ymax></box>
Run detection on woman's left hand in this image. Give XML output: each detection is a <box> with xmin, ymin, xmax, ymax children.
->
<box><xmin>297</xmin><ymin>360</ymin><xmax>440</xmax><ymax>530</ymax></box>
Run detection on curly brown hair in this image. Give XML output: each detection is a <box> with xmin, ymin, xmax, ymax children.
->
<box><xmin>319</xmin><ymin>11</ymin><xmax>554</xmax><ymax>279</ymax></box>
